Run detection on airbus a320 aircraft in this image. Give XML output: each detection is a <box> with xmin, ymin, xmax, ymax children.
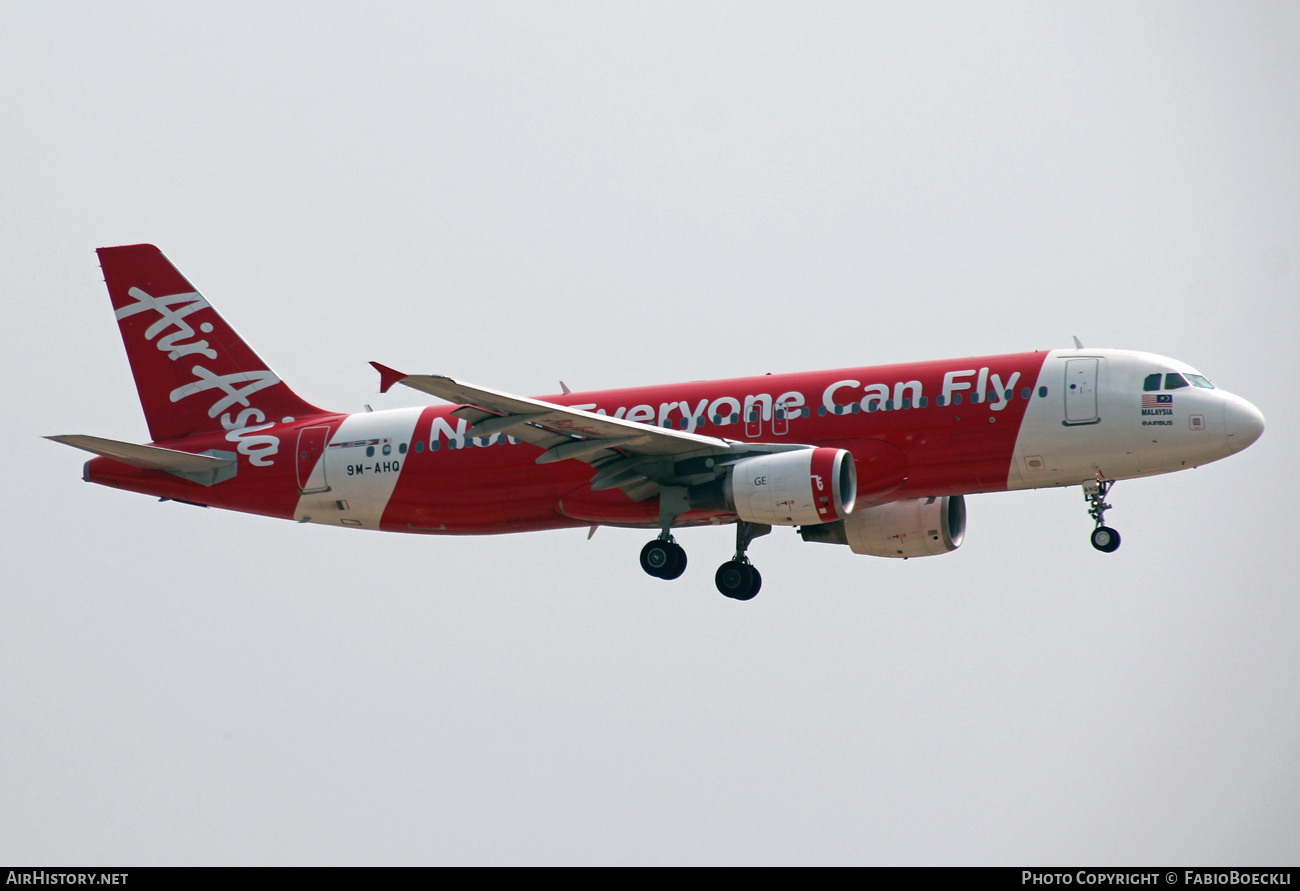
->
<box><xmin>50</xmin><ymin>245</ymin><xmax>1265</xmax><ymax>600</ymax></box>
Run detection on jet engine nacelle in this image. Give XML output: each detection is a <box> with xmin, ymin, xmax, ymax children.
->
<box><xmin>724</xmin><ymin>447</ymin><xmax>856</xmax><ymax>526</ymax></box>
<box><xmin>800</xmin><ymin>495</ymin><xmax>966</xmax><ymax>558</ymax></box>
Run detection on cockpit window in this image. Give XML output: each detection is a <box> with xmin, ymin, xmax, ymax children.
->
<box><xmin>1164</xmin><ymin>373</ymin><xmax>1189</xmax><ymax>390</ymax></box>
<box><xmin>1143</xmin><ymin>373</ymin><xmax>1162</xmax><ymax>392</ymax></box>
<box><xmin>1186</xmin><ymin>374</ymin><xmax>1215</xmax><ymax>389</ymax></box>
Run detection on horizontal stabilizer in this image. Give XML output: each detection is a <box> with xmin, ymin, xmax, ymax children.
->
<box><xmin>45</xmin><ymin>435</ymin><xmax>234</xmax><ymax>473</ymax></box>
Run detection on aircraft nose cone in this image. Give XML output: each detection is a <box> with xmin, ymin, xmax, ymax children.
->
<box><xmin>1223</xmin><ymin>398</ymin><xmax>1265</xmax><ymax>453</ymax></box>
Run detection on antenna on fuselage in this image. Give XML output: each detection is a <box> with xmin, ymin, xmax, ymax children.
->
<box><xmin>1072</xmin><ymin>336</ymin><xmax>1084</xmax><ymax>349</ymax></box>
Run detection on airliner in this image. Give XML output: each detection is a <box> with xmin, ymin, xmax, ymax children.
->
<box><xmin>49</xmin><ymin>245</ymin><xmax>1265</xmax><ymax>600</ymax></box>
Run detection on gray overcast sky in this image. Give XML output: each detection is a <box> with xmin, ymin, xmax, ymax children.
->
<box><xmin>2</xmin><ymin>1</ymin><xmax>1297</xmax><ymax>865</ymax></box>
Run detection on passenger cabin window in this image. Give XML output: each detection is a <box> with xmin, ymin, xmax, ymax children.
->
<box><xmin>1143</xmin><ymin>373</ymin><xmax>1162</xmax><ymax>391</ymax></box>
<box><xmin>1187</xmin><ymin>374</ymin><xmax>1215</xmax><ymax>389</ymax></box>
<box><xmin>1165</xmin><ymin>373</ymin><xmax>1190</xmax><ymax>390</ymax></box>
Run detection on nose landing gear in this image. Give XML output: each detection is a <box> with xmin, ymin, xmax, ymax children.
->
<box><xmin>1084</xmin><ymin>479</ymin><xmax>1121</xmax><ymax>553</ymax></box>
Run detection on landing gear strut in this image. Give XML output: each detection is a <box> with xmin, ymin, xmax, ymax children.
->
<box><xmin>1084</xmin><ymin>479</ymin><xmax>1121</xmax><ymax>553</ymax></box>
<box><xmin>641</xmin><ymin>487</ymin><xmax>690</xmax><ymax>581</ymax></box>
<box><xmin>640</xmin><ymin>533</ymin><xmax>687</xmax><ymax>580</ymax></box>
<box><xmin>715</xmin><ymin>521</ymin><xmax>771</xmax><ymax>601</ymax></box>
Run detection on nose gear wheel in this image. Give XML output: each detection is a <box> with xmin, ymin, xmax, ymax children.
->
<box><xmin>1083</xmin><ymin>480</ymin><xmax>1121</xmax><ymax>553</ymax></box>
<box><xmin>1090</xmin><ymin>525</ymin><xmax>1121</xmax><ymax>553</ymax></box>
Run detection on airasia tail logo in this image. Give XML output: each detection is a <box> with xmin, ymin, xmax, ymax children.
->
<box><xmin>115</xmin><ymin>287</ymin><xmax>284</xmax><ymax>466</ymax></box>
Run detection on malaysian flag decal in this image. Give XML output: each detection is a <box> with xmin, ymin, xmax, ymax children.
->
<box><xmin>1142</xmin><ymin>394</ymin><xmax>1173</xmax><ymax>408</ymax></box>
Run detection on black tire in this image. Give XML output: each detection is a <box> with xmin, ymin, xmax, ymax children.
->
<box><xmin>659</xmin><ymin>542</ymin><xmax>687</xmax><ymax>580</ymax></box>
<box><xmin>1090</xmin><ymin>526</ymin><xmax>1121</xmax><ymax>553</ymax></box>
<box><xmin>640</xmin><ymin>540</ymin><xmax>672</xmax><ymax>577</ymax></box>
<box><xmin>729</xmin><ymin>567</ymin><xmax>761</xmax><ymax>601</ymax></box>
<box><xmin>715</xmin><ymin>561</ymin><xmax>758</xmax><ymax>600</ymax></box>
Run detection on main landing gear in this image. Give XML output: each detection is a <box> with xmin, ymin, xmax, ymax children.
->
<box><xmin>640</xmin><ymin>534</ymin><xmax>687</xmax><ymax>580</ymax></box>
<box><xmin>715</xmin><ymin>521</ymin><xmax>771</xmax><ymax>601</ymax></box>
<box><xmin>1084</xmin><ymin>479</ymin><xmax>1121</xmax><ymax>553</ymax></box>
<box><xmin>637</xmin><ymin>521</ymin><xmax>772</xmax><ymax>600</ymax></box>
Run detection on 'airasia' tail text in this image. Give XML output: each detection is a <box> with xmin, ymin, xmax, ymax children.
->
<box><xmin>98</xmin><ymin>244</ymin><xmax>323</xmax><ymax>449</ymax></box>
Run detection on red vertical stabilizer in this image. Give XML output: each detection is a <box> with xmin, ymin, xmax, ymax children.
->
<box><xmin>97</xmin><ymin>244</ymin><xmax>324</xmax><ymax>442</ymax></box>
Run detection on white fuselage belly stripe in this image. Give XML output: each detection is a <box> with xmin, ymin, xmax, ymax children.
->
<box><xmin>293</xmin><ymin>407</ymin><xmax>422</xmax><ymax>529</ymax></box>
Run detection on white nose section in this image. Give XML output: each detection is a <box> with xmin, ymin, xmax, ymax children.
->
<box><xmin>1224</xmin><ymin>398</ymin><xmax>1265</xmax><ymax>453</ymax></box>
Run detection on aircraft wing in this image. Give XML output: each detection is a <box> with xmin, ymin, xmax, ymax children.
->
<box><xmin>370</xmin><ymin>362</ymin><xmax>804</xmax><ymax>501</ymax></box>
